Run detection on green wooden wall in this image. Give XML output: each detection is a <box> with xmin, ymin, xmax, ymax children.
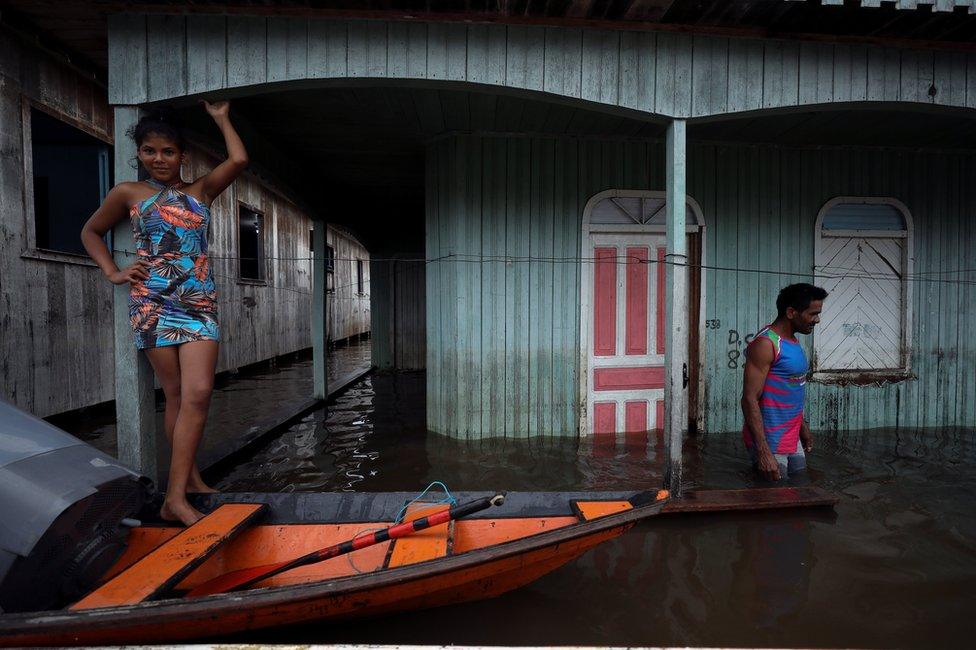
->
<box><xmin>427</xmin><ymin>134</ymin><xmax>976</xmax><ymax>437</ymax></box>
<box><xmin>110</xmin><ymin>15</ymin><xmax>976</xmax><ymax>118</ymax></box>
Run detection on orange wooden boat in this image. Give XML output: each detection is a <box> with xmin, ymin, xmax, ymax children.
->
<box><xmin>0</xmin><ymin>487</ymin><xmax>836</xmax><ymax>646</ymax></box>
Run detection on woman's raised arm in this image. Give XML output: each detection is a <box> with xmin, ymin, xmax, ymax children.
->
<box><xmin>197</xmin><ymin>100</ymin><xmax>249</xmax><ymax>204</ymax></box>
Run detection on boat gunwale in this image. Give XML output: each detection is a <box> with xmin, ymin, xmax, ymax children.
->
<box><xmin>0</xmin><ymin>492</ymin><xmax>665</xmax><ymax>635</ymax></box>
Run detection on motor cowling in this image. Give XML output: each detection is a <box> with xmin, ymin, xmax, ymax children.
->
<box><xmin>0</xmin><ymin>400</ymin><xmax>150</xmax><ymax>613</ymax></box>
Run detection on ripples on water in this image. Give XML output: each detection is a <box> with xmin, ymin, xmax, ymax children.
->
<box><xmin>215</xmin><ymin>372</ymin><xmax>976</xmax><ymax>648</ymax></box>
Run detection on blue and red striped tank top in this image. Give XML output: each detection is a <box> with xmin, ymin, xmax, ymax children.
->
<box><xmin>742</xmin><ymin>326</ymin><xmax>808</xmax><ymax>454</ymax></box>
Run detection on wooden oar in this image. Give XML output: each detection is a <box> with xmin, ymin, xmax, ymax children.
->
<box><xmin>185</xmin><ymin>493</ymin><xmax>506</xmax><ymax>598</ymax></box>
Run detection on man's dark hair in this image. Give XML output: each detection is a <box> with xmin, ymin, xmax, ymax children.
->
<box><xmin>776</xmin><ymin>283</ymin><xmax>828</xmax><ymax>319</ymax></box>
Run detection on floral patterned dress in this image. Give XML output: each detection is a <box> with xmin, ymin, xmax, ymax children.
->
<box><xmin>128</xmin><ymin>179</ymin><xmax>218</xmax><ymax>349</ymax></box>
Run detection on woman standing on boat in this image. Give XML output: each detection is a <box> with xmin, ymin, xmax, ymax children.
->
<box><xmin>82</xmin><ymin>101</ymin><xmax>248</xmax><ymax>526</ymax></box>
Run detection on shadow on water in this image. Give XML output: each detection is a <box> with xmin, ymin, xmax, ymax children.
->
<box><xmin>214</xmin><ymin>372</ymin><xmax>976</xmax><ymax>648</ymax></box>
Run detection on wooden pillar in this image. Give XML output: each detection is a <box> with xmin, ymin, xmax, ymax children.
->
<box><xmin>112</xmin><ymin>106</ymin><xmax>157</xmax><ymax>481</ymax></box>
<box><xmin>312</xmin><ymin>223</ymin><xmax>329</xmax><ymax>400</ymax></box>
<box><xmin>369</xmin><ymin>258</ymin><xmax>395</xmax><ymax>371</ymax></box>
<box><xmin>664</xmin><ymin>119</ymin><xmax>688</xmax><ymax>496</ymax></box>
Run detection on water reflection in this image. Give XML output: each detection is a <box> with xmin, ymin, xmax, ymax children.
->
<box><xmin>215</xmin><ymin>372</ymin><xmax>976</xmax><ymax>648</ymax></box>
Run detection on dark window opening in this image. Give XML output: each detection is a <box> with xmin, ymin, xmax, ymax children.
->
<box><xmin>356</xmin><ymin>259</ymin><xmax>364</xmax><ymax>294</ymax></box>
<box><xmin>30</xmin><ymin>108</ymin><xmax>111</xmax><ymax>255</ymax></box>
<box><xmin>326</xmin><ymin>244</ymin><xmax>335</xmax><ymax>272</ymax></box>
<box><xmin>238</xmin><ymin>205</ymin><xmax>265</xmax><ymax>281</ymax></box>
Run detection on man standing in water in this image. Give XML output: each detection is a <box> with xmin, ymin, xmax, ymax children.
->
<box><xmin>741</xmin><ymin>283</ymin><xmax>828</xmax><ymax>482</ymax></box>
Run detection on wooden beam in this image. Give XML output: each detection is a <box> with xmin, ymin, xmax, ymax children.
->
<box><xmin>661</xmin><ymin>486</ymin><xmax>839</xmax><ymax>513</ymax></box>
<box><xmin>93</xmin><ymin>4</ymin><xmax>976</xmax><ymax>53</ymax></box>
<box><xmin>312</xmin><ymin>223</ymin><xmax>328</xmax><ymax>400</ymax></box>
<box><xmin>664</xmin><ymin>118</ymin><xmax>687</xmax><ymax>496</ymax></box>
<box><xmin>112</xmin><ymin>105</ymin><xmax>157</xmax><ymax>482</ymax></box>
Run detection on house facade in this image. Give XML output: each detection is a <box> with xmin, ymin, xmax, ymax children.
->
<box><xmin>2</xmin><ymin>2</ymin><xmax>973</xmax><ymax>462</ymax></box>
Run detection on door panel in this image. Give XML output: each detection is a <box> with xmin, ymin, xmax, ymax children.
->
<box><xmin>586</xmin><ymin>234</ymin><xmax>666</xmax><ymax>435</ymax></box>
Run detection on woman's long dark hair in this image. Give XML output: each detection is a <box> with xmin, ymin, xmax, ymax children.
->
<box><xmin>128</xmin><ymin>106</ymin><xmax>186</xmax><ymax>150</ymax></box>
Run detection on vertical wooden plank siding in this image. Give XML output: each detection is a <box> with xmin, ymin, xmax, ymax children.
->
<box><xmin>427</xmin><ymin>135</ymin><xmax>976</xmax><ymax>438</ymax></box>
<box><xmin>187</xmin><ymin>16</ymin><xmax>228</xmax><ymax>94</ymax></box>
<box><xmin>115</xmin><ymin>16</ymin><xmax>976</xmax><ymax>116</ymax></box>
<box><xmin>370</xmin><ymin>260</ymin><xmax>394</xmax><ymax>371</ymax></box>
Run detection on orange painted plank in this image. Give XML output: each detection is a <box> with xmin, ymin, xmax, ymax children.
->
<box><xmin>72</xmin><ymin>503</ymin><xmax>266</xmax><ymax>610</ymax></box>
<box><xmin>386</xmin><ymin>503</ymin><xmax>450</xmax><ymax>568</ymax></box>
<box><xmin>452</xmin><ymin>517</ymin><xmax>578</xmax><ymax>554</ymax></box>
<box><xmin>105</xmin><ymin>524</ymin><xmax>396</xmax><ymax>590</ymax></box>
<box><xmin>574</xmin><ymin>500</ymin><xmax>634</xmax><ymax>521</ymax></box>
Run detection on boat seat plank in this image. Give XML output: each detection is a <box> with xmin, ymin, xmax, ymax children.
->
<box><xmin>573</xmin><ymin>500</ymin><xmax>633</xmax><ymax>521</ymax></box>
<box><xmin>71</xmin><ymin>503</ymin><xmax>267</xmax><ymax>610</ymax></box>
<box><xmin>662</xmin><ymin>486</ymin><xmax>838</xmax><ymax>514</ymax></box>
<box><xmin>386</xmin><ymin>503</ymin><xmax>450</xmax><ymax>568</ymax></box>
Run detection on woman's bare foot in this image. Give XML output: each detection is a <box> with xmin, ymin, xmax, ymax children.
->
<box><xmin>187</xmin><ymin>479</ymin><xmax>219</xmax><ymax>494</ymax></box>
<box><xmin>160</xmin><ymin>498</ymin><xmax>204</xmax><ymax>526</ymax></box>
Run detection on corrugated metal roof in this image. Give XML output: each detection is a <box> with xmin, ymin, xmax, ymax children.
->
<box><xmin>789</xmin><ymin>0</ymin><xmax>976</xmax><ymax>13</ymax></box>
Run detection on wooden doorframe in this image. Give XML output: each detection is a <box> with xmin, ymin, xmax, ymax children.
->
<box><xmin>578</xmin><ymin>190</ymin><xmax>706</xmax><ymax>437</ymax></box>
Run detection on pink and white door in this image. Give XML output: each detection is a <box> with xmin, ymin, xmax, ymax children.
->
<box><xmin>580</xmin><ymin>191</ymin><xmax>701</xmax><ymax>436</ymax></box>
<box><xmin>585</xmin><ymin>233</ymin><xmax>666</xmax><ymax>434</ymax></box>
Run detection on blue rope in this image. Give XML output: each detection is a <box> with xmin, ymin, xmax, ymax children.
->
<box><xmin>394</xmin><ymin>481</ymin><xmax>457</xmax><ymax>524</ymax></box>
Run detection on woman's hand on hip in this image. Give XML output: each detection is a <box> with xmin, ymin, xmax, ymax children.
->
<box><xmin>110</xmin><ymin>260</ymin><xmax>150</xmax><ymax>286</ymax></box>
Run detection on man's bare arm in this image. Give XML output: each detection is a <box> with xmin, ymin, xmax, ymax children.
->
<box><xmin>741</xmin><ymin>338</ymin><xmax>781</xmax><ymax>480</ymax></box>
<box><xmin>800</xmin><ymin>418</ymin><xmax>814</xmax><ymax>452</ymax></box>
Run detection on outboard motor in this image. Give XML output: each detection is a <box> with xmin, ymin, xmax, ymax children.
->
<box><xmin>0</xmin><ymin>400</ymin><xmax>150</xmax><ymax>613</ymax></box>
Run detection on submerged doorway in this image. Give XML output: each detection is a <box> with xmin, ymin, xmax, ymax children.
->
<box><xmin>579</xmin><ymin>191</ymin><xmax>704</xmax><ymax>436</ymax></box>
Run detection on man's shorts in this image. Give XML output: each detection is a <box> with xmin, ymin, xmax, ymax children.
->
<box><xmin>749</xmin><ymin>446</ymin><xmax>807</xmax><ymax>481</ymax></box>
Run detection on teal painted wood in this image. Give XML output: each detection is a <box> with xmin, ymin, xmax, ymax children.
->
<box><xmin>697</xmin><ymin>145</ymin><xmax>976</xmax><ymax>432</ymax></box>
<box><xmin>107</xmin><ymin>14</ymin><xmax>148</xmax><ymax>104</ymax></box>
<box><xmin>692</xmin><ymin>35</ymin><xmax>727</xmax><ymax>115</ymax></box>
<box><xmin>455</xmin><ymin>136</ymin><xmax>482</xmax><ymax>437</ymax></box>
<box><xmin>552</xmin><ymin>140</ymin><xmax>583</xmax><ymax>436</ymax></box>
<box><xmin>427</xmin><ymin>135</ymin><xmax>976</xmax><ymax>438</ymax></box>
<box><xmin>147</xmin><ymin>15</ymin><xmax>186</xmax><ymax>101</ymax></box>
<box><xmin>113</xmin><ymin>15</ymin><xmax>976</xmax><ymax>118</ymax></box>
<box><xmin>267</xmin><ymin>17</ymin><xmax>308</xmax><ymax>82</ymax></box>
<box><xmin>187</xmin><ymin>16</ymin><xmax>228</xmax><ymax>94</ymax></box>
<box><xmin>727</xmin><ymin>39</ymin><xmax>763</xmax><ymax>113</ymax></box>
<box><xmin>481</xmin><ymin>138</ymin><xmax>508</xmax><ymax>436</ymax></box>
<box><xmin>227</xmin><ymin>16</ymin><xmax>268</xmax><ymax>88</ymax></box>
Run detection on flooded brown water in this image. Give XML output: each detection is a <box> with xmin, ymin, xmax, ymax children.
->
<box><xmin>215</xmin><ymin>372</ymin><xmax>976</xmax><ymax>648</ymax></box>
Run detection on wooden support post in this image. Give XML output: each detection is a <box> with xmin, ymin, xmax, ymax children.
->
<box><xmin>664</xmin><ymin>119</ymin><xmax>688</xmax><ymax>496</ymax></box>
<box><xmin>112</xmin><ymin>106</ymin><xmax>157</xmax><ymax>481</ymax></box>
<box><xmin>369</xmin><ymin>258</ymin><xmax>395</xmax><ymax>371</ymax></box>
<box><xmin>312</xmin><ymin>223</ymin><xmax>329</xmax><ymax>400</ymax></box>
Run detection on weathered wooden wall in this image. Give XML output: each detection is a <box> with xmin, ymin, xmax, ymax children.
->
<box><xmin>394</xmin><ymin>259</ymin><xmax>426</xmax><ymax>370</ymax></box>
<box><xmin>371</xmin><ymin>257</ymin><xmax>424</xmax><ymax>371</ymax></box>
<box><xmin>427</xmin><ymin>134</ymin><xmax>976</xmax><ymax>437</ymax></box>
<box><xmin>110</xmin><ymin>15</ymin><xmax>976</xmax><ymax>118</ymax></box>
<box><xmin>0</xmin><ymin>30</ymin><xmax>326</xmax><ymax>416</ymax></box>
<box><xmin>426</xmin><ymin>135</ymin><xmax>666</xmax><ymax>438</ymax></box>
<box><xmin>694</xmin><ymin>144</ymin><xmax>976</xmax><ymax>432</ymax></box>
<box><xmin>326</xmin><ymin>226</ymin><xmax>371</xmax><ymax>343</ymax></box>
<box><xmin>183</xmin><ymin>153</ymin><xmax>315</xmax><ymax>372</ymax></box>
<box><xmin>0</xmin><ymin>30</ymin><xmax>115</xmax><ymax>417</ymax></box>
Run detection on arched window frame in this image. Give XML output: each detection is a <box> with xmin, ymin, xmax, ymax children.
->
<box><xmin>813</xmin><ymin>196</ymin><xmax>914</xmax><ymax>380</ymax></box>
